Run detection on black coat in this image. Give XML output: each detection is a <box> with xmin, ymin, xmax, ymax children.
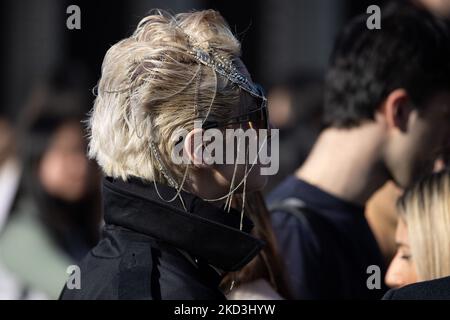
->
<box><xmin>59</xmin><ymin>177</ymin><xmax>263</xmax><ymax>300</ymax></box>
<box><xmin>383</xmin><ymin>276</ymin><xmax>450</xmax><ymax>300</ymax></box>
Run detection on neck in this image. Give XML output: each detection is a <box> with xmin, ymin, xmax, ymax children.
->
<box><xmin>185</xmin><ymin>170</ymin><xmax>231</xmax><ymax>208</ymax></box>
<box><xmin>296</xmin><ymin>123</ymin><xmax>390</xmax><ymax>206</ymax></box>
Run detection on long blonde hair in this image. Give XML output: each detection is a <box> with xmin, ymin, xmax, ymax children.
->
<box><xmin>398</xmin><ymin>170</ymin><xmax>450</xmax><ymax>281</ymax></box>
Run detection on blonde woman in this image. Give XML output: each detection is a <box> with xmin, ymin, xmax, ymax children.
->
<box><xmin>59</xmin><ymin>10</ymin><xmax>274</xmax><ymax>300</ymax></box>
<box><xmin>384</xmin><ymin>169</ymin><xmax>450</xmax><ymax>299</ymax></box>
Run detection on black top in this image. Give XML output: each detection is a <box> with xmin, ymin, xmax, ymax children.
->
<box><xmin>59</xmin><ymin>177</ymin><xmax>263</xmax><ymax>300</ymax></box>
<box><xmin>383</xmin><ymin>276</ymin><xmax>450</xmax><ymax>300</ymax></box>
<box><xmin>268</xmin><ymin>176</ymin><xmax>387</xmax><ymax>299</ymax></box>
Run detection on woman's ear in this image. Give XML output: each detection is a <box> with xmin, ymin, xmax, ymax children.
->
<box><xmin>381</xmin><ymin>89</ymin><xmax>412</xmax><ymax>132</ymax></box>
<box><xmin>184</xmin><ymin>128</ymin><xmax>210</xmax><ymax>168</ymax></box>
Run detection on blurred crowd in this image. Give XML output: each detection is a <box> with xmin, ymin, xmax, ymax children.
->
<box><xmin>0</xmin><ymin>66</ymin><xmax>102</xmax><ymax>299</ymax></box>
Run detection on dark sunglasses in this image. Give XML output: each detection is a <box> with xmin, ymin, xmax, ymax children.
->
<box><xmin>174</xmin><ymin>84</ymin><xmax>271</xmax><ymax>147</ymax></box>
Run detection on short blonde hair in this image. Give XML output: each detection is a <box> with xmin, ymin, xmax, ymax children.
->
<box><xmin>88</xmin><ymin>10</ymin><xmax>241</xmax><ymax>183</ymax></box>
<box><xmin>398</xmin><ymin>170</ymin><xmax>450</xmax><ymax>281</ymax></box>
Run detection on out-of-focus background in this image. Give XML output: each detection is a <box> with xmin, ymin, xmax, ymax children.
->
<box><xmin>0</xmin><ymin>0</ymin><xmax>449</xmax><ymax>299</ymax></box>
<box><xmin>1</xmin><ymin>0</ymin><xmax>391</xmax><ymax>122</ymax></box>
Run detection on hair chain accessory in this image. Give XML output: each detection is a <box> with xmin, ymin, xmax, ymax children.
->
<box><xmin>150</xmin><ymin>141</ymin><xmax>179</xmax><ymax>189</ymax></box>
<box><xmin>186</xmin><ymin>47</ymin><xmax>264</xmax><ymax>99</ymax></box>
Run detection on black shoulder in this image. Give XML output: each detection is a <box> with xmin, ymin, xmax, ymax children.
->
<box><xmin>383</xmin><ymin>276</ymin><xmax>450</xmax><ymax>300</ymax></box>
<box><xmin>382</xmin><ymin>288</ymin><xmax>396</xmax><ymax>300</ymax></box>
<box><xmin>60</xmin><ymin>227</ymin><xmax>154</xmax><ymax>300</ymax></box>
<box><xmin>61</xmin><ymin>225</ymin><xmax>227</xmax><ymax>300</ymax></box>
<box><xmin>59</xmin><ymin>249</ymin><xmax>122</xmax><ymax>300</ymax></box>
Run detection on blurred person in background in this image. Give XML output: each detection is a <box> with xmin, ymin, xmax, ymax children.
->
<box><xmin>384</xmin><ymin>213</ymin><xmax>418</xmax><ymax>290</ymax></box>
<box><xmin>365</xmin><ymin>0</ymin><xmax>450</xmax><ymax>283</ymax></box>
<box><xmin>384</xmin><ymin>170</ymin><xmax>450</xmax><ymax>298</ymax></box>
<box><xmin>0</xmin><ymin>108</ymin><xmax>20</xmax><ymax>235</ymax></box>
<box><xmin>366</xmin><ymin>150</ymin><xmax>449</xmax><ymax>268</ymax></box>
<box><xmin>265</xmin><ymin>74</ymin><xmax>323</xmax><ymax>193</ymax></box>
<box><xmin>0</xmin><ymin>69</ymin><xmax>101</xmax><ymax>299</ymax></box>
<box><xmin>365</xmin><ymin>181</ymin><xmax>402</xmax><ymax>265</ymax></box>
<box><xmin>418</xmin><ymin>0</ymin><xmax>450</xmax><ymax>18</ymax></box>
<box><xmin>268</xmin><ymin>3</ymin><xmax>450</xmax><ymax>299</ymax></box>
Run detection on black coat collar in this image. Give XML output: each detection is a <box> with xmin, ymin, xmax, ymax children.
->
<box><xmin>102</xmin><ymin>176</ymin><xmax>264</xmax><ymax>272</ymax></box>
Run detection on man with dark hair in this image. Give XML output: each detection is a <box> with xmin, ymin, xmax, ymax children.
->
<box><xmin>269</xmin><ymin>4</ymin><xmax>450</xmax><ymax>299</ymax></box>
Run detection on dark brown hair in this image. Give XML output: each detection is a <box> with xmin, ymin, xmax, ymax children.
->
<box><xmin>220</xmin><ymin>191</ymin><xmax>292</xmax><ymax>299</ymax></box>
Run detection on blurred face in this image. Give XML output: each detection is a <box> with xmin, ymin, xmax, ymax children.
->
<box><xmin>385</xmin><ymin>218</ymin><xmax>419</xmax><ymax>289</ymax></box>
<box><xmin>420</xmin><ymin>0</ymin><xmax>450</xmax><ymax>17</ymax></box>
<box><xmin>39</xmin><ymin>121</ymin><xmax>89</xmax><ymax>202</ymax></box>
<box><xmin>388</xmin><ymin>92</ymin><xmax>450</xmax><ymax>188</ymax></box>
<box><xmin>268</xmin><ymin>87</ymin><xmax>292</xmax><ymax>128</ymax></box>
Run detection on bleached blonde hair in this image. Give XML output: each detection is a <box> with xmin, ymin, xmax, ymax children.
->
<box><xmin>398</xmin><ymin>170</ymin><xmax>450</xmax><ymax>281</ymax></box>
<box><xmin>88</xmin><ymin>10</ymin><xmax>241</xmax><ymax>184</ymax></box>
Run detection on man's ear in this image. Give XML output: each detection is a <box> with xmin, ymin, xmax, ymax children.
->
<box><xmin>184</xmin><ymin>128</ymin><xmax>209</xmax><ymax>168</ymax></box>
<box><xmin>381</xmin><ymin>89</ymin><xmax>412</xmax><ymax>132</ymax></box>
